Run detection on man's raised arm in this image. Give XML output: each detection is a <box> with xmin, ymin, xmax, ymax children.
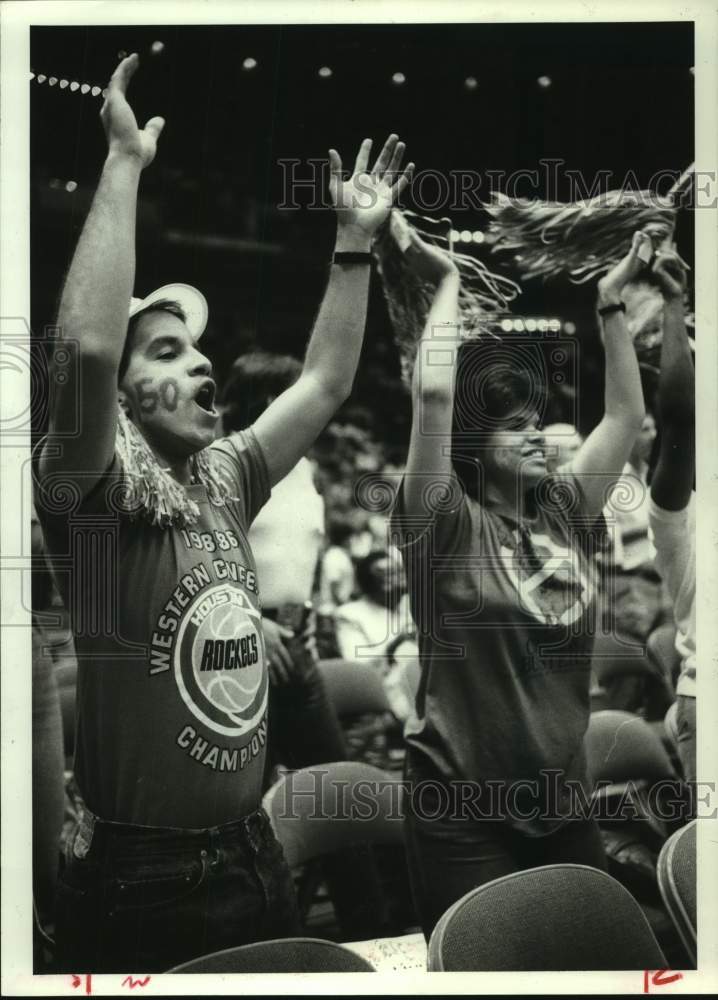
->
<box><xmin>248</xmin><ymin>134</ymin><xmax>414</xmax><ymax>487</ymax></box>
<box><xmin>39</xmin><ymin>54</ymin><xmax>164</xmax><ymax>497</ymax></box>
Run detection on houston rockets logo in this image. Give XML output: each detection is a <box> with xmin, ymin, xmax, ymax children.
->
<box><xmin>173</xmin><ymin>583</ymin><xmax>267</xmax><ymax>737</ymax></box>
<box><xmin>500</xmin><ymin>529</ymin><xmax>591</xmax><ymax>627</ymax></box>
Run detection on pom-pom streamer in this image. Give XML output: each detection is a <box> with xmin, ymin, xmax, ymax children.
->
<box><xmin>115</xmin><ymin>407</ymin><xmax>236</xmax><ymax>527</ymax></box>
<box><xmin>486</xmin><ymin>189</ymin><xmax>677</xmax><ymax>284</ymax></box>
<box><xmin>373</xmin><ymin>209</ymin><xmax>521</xmax><ymax>383</ymax></box>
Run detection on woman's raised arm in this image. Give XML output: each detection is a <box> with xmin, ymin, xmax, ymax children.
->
<box><xmin>402</xmin><ymin>233</ymin><xmax>462</xmax><ymax>519</ymax></box>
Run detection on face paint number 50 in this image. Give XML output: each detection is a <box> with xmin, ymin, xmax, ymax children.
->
<box><xmin>133</xmin><ymin>377</ymin><xmax>179</xmax><ymax>413</ymax></box>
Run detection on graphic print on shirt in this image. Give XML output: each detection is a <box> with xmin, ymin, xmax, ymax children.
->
<box><xmin>174</xmin><ymin>582</ymin><xmax>267</xmax><ymax>738</ymax></box>
<box><xmin>149</xmin><ymin>564</ymin><xmax>267</xmax><ymax>741</ymax></box>
<box><xmin>499</xmin><ymin>527</ymin><xmax>591</xmax><ymax>627</ymax></box>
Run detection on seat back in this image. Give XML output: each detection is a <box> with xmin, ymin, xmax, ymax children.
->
<box><xmin>663</xmin><ymin>701</ymin><xmax>679</xmax><ymax>752</ymax></box>
<box><xmin>586</xmin><ymin>710</ymin><xmax>676</xmax><ymax>786</ymax></box>
<box><xmin>427</xmin><ymin>864</ymin><xmax>666</xmax><ymax>971</ymax></box>
<box><xmin>657</xmin><ymin>820</ymin><xmax>697</xmax><ymax>967</ymax></box>
<box><xmin>591</xmin><ymin>633</ymin><xmax>651</xmax><ymax>685</ymax></box>
<box><xmin>262</xmin><ymin>760</ymin><xmax>405</xmax><ymax>868</ymax></box>
<box><xmin>647</xmin><ymin>623</ymin><xmax>681</xmax><ymax>690</ymax></box>
<box><xmin>317</xmin><ymin>659</ymin><xmax>392</xmax><ymax>717</ymax></box>
<box><xmin>167</xmin><ymin>936</ymin><xmax>375</xmax><ymax>973</ymax></box>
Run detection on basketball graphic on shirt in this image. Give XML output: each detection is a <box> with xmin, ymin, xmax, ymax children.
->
<box><xmin>205</xmin><ymin>673</ymin><xmax>252</xmax><ymax>714</ymax></box>
<box><xmin>173</xmin><ymin>583</ymin><xmax>267</xmax><ymax>737</ymax></box>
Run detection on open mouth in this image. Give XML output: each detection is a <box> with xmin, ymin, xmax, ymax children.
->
<box><xmin>523</xmin><ymin>448</ymin><xmax>546</xmax><ymax>460</ymax></box>
<box><xmin>194</xmin><ymin>379</ymin><xmax>218</xmax><ymax>416</ymax></box>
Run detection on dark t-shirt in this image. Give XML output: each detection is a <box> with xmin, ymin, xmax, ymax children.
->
<box><xmin>35</xmin><ymin>431</ymin><xmax>270</xmax><ymax>828</ymax></box>
<box><xmin>391</xmin><ymin>475</ymin><xmax>603</xmax><ymax>835</ymax></box>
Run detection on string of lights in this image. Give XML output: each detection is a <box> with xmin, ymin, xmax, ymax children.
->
<box><xmin>30</xmin><ymin>72</ymin><xmax>105</xmax><ymax>97</ymax></box>
<box><xmin>498</xmin><ymin>317</ymin><xmax>575</xmax><ymax>334</ymax></box>
<box><xmin>31</xmin><ymin>50</ymin><xmax>571</xmax><ymax>99</ymax></box>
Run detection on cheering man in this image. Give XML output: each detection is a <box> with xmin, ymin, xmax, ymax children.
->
<box><xmin>35</xmin><ymin>53</ymin><xmax>412</xmax><ymax>973</ymax></box>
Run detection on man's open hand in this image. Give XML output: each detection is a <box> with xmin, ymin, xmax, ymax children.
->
<box><xmin>328</xmin><ymin>134</ymin><xmax>414</xmax><ymax>239</ymax></box>
<box><xmin>100</xmin><ymin>53</ymin><xmax>165</xmax><ymax>169</ymax></box>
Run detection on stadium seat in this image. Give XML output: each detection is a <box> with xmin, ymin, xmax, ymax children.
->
<box><xmin>167</xmin><ymin>936</ymin><xmax>375</xmax><ymax>973</ymax></box>
<box><xmin>657</xmin><ymin>821</ymin><xmax>697</xmax><ymax>967</ymax></box>
<box><xmin>585</xmin><ymin>710</ymin><xmax>679</xmax><ymax>840</ymax></box>
<box><xmin>592</xmin><ymin>633</ymin><xmax>674</xmax><ymax>719</ymax></box>
<box><xmin>664</xmin><ymin>701</ymin><xmax>679</xmax><ymax>748</ymax></box>
<box><xmin>427</xmin><ymin>864</ymin><xmax>667</xmax><ymax>970</ymax></box>
<box><xmin>262</xmin><ymin>760</ymin><xmax>405</xmax><ymax>868</ymax></box>
<box><xmin>586</xmin><ymin>710</ymin><xmax>677</xmax><ymax>788</ymax></box>
<box><xmin>317</xmin><ymin>659</ymin><xmax>393</xmax><ymax>717</ymax></box>
<box><xmin>647</xmin><ymin>623</ymin><xmax>681</xmax><ymax>692</ymax></box>
<box><xmin>262</xmin><ymin>761</ymin><xmax>413</xmax><ymax>940</ymax></box>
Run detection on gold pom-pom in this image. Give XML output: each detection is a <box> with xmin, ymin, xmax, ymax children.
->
<box><xmin>115</xmin><ymin>407</ymin><xmax>234</xmax><ymax>526</ymax></box>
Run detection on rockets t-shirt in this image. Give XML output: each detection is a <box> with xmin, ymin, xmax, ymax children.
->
<box><xmin>391</xmin><ymin>474</ymin><xmax>602</xmax><ymax>835</ymax></box>
<box><xmin>36</xmin><ymin>431</ymin><xmax>271</xmax><ymax>829</ymax></box>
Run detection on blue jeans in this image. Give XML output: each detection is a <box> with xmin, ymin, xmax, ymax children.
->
<box><xmin>403</xmin><ymin>758</ymin><xmax>607</xmax><ymax>939</ymax></box>
<box><xmin>54</xmin><ymin>806</ymin><xmax>300</xmax><ymax>973</ymax></box>
<box><xmin>32</xmin><ymin>624</ymin><xmax>65</xmax><ymax>923</ymax></box>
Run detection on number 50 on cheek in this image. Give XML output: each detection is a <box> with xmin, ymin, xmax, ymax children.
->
<box><xmin>133</xmin><ymin>377</ymin><xmax>180</xmax><ymax>413</ymax></box>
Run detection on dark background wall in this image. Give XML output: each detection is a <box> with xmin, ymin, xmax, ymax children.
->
<box><xmin>30</xmin><ymin>21</ymin><xmax>694</xmax><ymax>446</ymax></box>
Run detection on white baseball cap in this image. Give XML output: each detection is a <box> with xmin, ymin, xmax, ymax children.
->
<box><xmin>128</xmin><ymin>283</ymin><xmax>209</xmax><ymax>341</ymax></box>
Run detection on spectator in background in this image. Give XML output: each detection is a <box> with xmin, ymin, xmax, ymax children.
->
<box><xmin>604</xmin><ymin>412</ymin><xmax>657</xmax><ymax>578</ymax></box>
<box><xmin>646</xmin><ymin>252</ymin><xmax>696</xmax><ymax>784</ymax></box>
<box><xmin>317</xmin><ymin>515</ymin><xmax>356</xmax><ymax>613</ymax></box>
<box><xmin>335</xmin><ymin>548</ymin><xmax>414</xmax><ymax>665</ymax></box>
<box><xmin>544</xmin><ymin>414</ymin><xmax>671</xmax><ymax>718</ymax></box>
<box><xmin>220</xmin><ymin>351</ymin><xmax>347</xmax><ymax>776</ymax></box>
<box><xmin>222</xmin><ymin>359</ymin><xmax>407</xmax><ymax>939</ymax></box>
<box><xmin>596</xmin><ymin>408</ymin><xmax>676</xmax><ymax>715</ymax></box>
<box><xmin>599</xmin><ymin>410</ymin><xmax>660</xmax><ymax>629</ymax></box>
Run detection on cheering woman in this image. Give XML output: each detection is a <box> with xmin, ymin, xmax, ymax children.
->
<box><xmin>389</xmin><ymin>228</ymin><xmax>650</xmax><ymax>937</ymax></box>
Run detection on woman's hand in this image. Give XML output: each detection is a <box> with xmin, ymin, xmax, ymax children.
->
<box><xmin>597</xmin><ymin>230</ymin><xmax>653</xmax><ymax>305</ymax></box>
<box><xmin>329</xmin><ymin>134</ymin><xmax>414</xmax><ymax>243</ymax></box>
<box><xmin>100</xmin><ymin>54</ymin><xmax>165</xmax><ymax>169</ymax></box>
<box><xmin>405</xmin><ymin>230</ymin><xmax>460</xmax><ymax>284</ymax></box>
<box><xmin>651</xmin><ymin>251</ymin><xmax>689</xmax><ymax>302</ymax></box>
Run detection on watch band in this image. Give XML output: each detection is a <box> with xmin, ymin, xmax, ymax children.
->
<box><xmin>597</xmin><ymin>301</ymin><xmax>626</xmax><ymax>318</ymax></box>
<box><xmin>331</xmin><ymin>251</ymin><xmax>373</xmax><ymax>265</ymax></box>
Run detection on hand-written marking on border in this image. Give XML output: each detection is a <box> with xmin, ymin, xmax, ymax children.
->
<box><xmin>70</xmin><ymin>974</ymin><xmax>152</xmax><ymax>992</ymax></box>
<box><xmin>643</xmin><ymin>970</ymin><xmax>683</xmax><ymax>993</ymax></box>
